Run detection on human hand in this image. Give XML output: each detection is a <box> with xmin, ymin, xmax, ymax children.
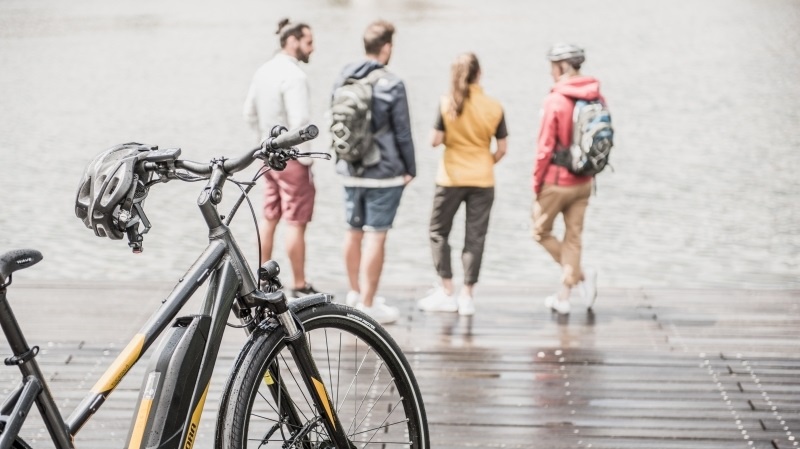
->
<box><xmin>403</xmin><ymin>174</ymin><xmax>413</xmax><ymax>185</ymax></box>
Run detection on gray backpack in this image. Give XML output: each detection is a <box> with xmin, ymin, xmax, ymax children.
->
<box><xmin>329</xmin><ymin>69</ymin><xmax>385</xmax><ymax>167</ymax></box>
<box><xmin>552</xmin><ymin>99</ymin><xmax>614</xmax><ymax>176</ymax></box>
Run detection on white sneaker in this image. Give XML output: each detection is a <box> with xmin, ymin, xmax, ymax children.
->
<box><xmin>345</xmin><ymin>290</ymin><xmax>361</xmax><ymax>307</ymax></box>
<box><xmin>345</xmin><ymin>291</ymin><xmax>386</xmax><ymax>308</ymax></box>
<box><xmin>580</xmin><ymin>267</ymin><xmax>598</xmax><ymax>310</ymax></box>
<box><xmin>417</xmin><ymin>287</ymin><xmax>458</xmax><ymax>312</ymax></box>
<box><xmin>357</xmin><ymin>301</ymin><xmax>400</xmax><ymax>325</ymax></box>
<box><xmin>457</xmin><ymin>294</ymin><xmax>475</xmax><ymax>316</ymax></box>
<box><xmin>544</xmin><ymin>294</ymin><xmax>570</xmax><ymax>315</ymax></box>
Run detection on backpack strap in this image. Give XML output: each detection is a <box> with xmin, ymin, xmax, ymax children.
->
<box><xmin>360</xmin><ymin>67</ymin><xmax>387</xmax><ymax>86</ymax></box>
<box><xmin>361</xmin><ymin>68</ymin><xmax>391</xmax><ymax>137</ymax></box>
<box><xmin>342</xmin><ymin>67</ymin><xmax>386</xmax><ymax>87</ymax></box>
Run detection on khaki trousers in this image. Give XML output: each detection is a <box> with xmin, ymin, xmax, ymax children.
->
<box><xmin>532</xmin><ymin>182</ymin><xmax>592</xmax><ymax>287</ymax></box>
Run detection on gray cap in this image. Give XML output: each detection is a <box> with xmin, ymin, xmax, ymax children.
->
<box><xmin>547</xmin><ymin>43</ymin><xmax>585</xmax><ymax>64</ymax></box>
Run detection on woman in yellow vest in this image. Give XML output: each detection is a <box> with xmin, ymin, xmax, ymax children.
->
<box><xmin>417</xmin><ymin>53</ymin><xmax>508</xmax><ymax>316</ymax></box>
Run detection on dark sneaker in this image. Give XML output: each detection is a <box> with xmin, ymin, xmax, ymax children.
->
<box><xmin>291</xmin><ymin>283</ymin><xmax>321</xmax><ymax>298</ymax></box>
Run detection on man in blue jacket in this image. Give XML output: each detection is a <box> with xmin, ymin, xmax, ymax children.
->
<box><xmin>332</xmin><ymin>20</ymin><xmax>416</xmax><ymax>324</ymax></box>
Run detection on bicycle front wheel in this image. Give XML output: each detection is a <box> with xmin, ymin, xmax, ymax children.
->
<box><xmin>217</xmin><ymin>302</ymin><xmax>429</xmax><ymax>449</ymax></box>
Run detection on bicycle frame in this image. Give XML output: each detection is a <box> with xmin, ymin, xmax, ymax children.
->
<box><xmin>0</xmin><ymin>159</ymin><xmax>349</xmax><ymax>449</ymax></box>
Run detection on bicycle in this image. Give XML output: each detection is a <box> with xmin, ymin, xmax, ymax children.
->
<box><xmin>0</xmin><ymin>124</ymin><xmax>429</xmax><ymax>449</ymax></box>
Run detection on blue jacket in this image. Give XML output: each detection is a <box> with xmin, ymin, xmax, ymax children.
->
<box><xmin>332</xmin><ymin>60</ymin><xmax>416</xmax><ymax>179</ymax></box>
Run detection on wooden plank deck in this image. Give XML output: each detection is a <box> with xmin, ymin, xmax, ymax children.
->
<box><xmin>1</xmin><ymin>283</ymin><xmax>798</xmax><ymax>448</ymax></box>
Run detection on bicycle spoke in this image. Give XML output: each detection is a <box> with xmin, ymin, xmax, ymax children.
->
<box><xmin>362</xmin><ymin>398</ymin><xmax>406</xmax><ymax>447</ymax></box>
<box><xmin>346</xmin><ymin>440</ymin><xmax>413</xmax><ymax>446</ymax></box>
<box><xmin>352</xmin><ymin>372</ymin><xmax>394</xmax><ymax>437</ymax></box>
<box><xmin>347</xmin><ymin>360</ymin><xmax>386</xmax><ymax>435</ymax></box>
<box><xmin>279</xmin><ymin>353</ymin><xmax>315</xmax><ymax>414</ymax></box>
<box><xmin>336</xmin><ymin>331</ymin><xmax>342</xmax><ymax>408</ymax></box>
<box><xmin>349</xmin><ymin>418</ymin><xmax>410</xmax><ymax>438</ymax></box>
<box><xmin>336</xmin><ymin>343</ymin><xmax>373</xmax><ymax>410</ymax></box>
<box><xmin>324</xmin><ymin>328</ymin><xmax>334</xmax><ymax>407</ymax></box>
<box><xmin>256</xmin><ymin>372</ymin><xmax>307</xmax><ymax>427</ymax></box>
<box><xmin>256</xmin><ymin>388</ymin><xmax>289</xmax><ymax>422</ymax></box>
<box><xmin>250</xmin><ymin>412</ymin><xmax>282</xmax><ymax>423</ymax></box>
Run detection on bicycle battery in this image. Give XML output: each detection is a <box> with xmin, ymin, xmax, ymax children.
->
<box><xmin>126</xmin><ymin>314</ymin><xmax>210</xmax><ymax>449</ymax></box>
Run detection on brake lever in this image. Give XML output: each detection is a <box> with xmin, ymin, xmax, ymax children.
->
<box><xmin>297</xmin><ymin>152</ymin><xmax>332</xmax><ymax>160</ymax></box>
<box><xmin>267</xmin><ymin>152</ymin><xmax>288</xmax><ymax>171</ymax></box>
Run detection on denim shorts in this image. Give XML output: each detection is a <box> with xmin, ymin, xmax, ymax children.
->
<box><xmin>343</xmin><ymin>186</ymin><xmax>405</xmax><ymax>232</ymax></box>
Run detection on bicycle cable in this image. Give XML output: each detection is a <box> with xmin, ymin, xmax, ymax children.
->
<box><xmin>221</xmin><ymin>163</ymin><xmax>272</xmax><ymax>329</ymax></box>
<box><xmin>225</xmin><ymin>312</ymin><xmax>257</xmax><ymax>329</ymax></box>
<box><xmin>225</xmin><ymin>163</ymin><xmax>271</xmax><ymax>266</ymax></box>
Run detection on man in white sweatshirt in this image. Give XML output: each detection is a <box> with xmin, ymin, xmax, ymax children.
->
<box><xmin>244</xmin><ymin>18</ymin><xmax>319</xmax><ymax>298</ymax></box>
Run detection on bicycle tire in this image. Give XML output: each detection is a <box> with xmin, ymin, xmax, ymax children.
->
<box><xmin>216</xmin><ymin>302</ymin><xmax>429</xmax><ymax>448</ymax></box>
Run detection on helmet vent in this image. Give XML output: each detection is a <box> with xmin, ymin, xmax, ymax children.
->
<box><xmin>107</xmin><ymin>177</ymin><xmax>119</xmax><ymax>196</ymax></box>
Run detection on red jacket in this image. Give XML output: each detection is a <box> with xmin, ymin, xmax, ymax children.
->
<box><xmin>532</xmin><ymin>76</ymin><xmax>604</xmax><ymax>194</ymax></box>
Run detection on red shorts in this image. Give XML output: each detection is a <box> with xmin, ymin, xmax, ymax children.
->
<box><xmin>262</xmin><ymin>161</ymin><xmax>315</xmax><ymax>225</ymax></box>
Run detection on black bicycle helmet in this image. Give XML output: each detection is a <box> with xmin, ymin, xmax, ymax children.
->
<box><xmin>547</xmin><ymin>43</ymin><xmax>586</xmax><ymax>65</ymax></box>
<box><xmin>75</xmin><ymin>143</ymin><xmax>154</xmax><ymax>240</ymax></box>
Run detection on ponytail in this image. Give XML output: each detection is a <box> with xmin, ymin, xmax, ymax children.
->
<box><xmin>447</xmin><ymin>53</ymin><xmax>481</xmax><ymax>120</ymax></box>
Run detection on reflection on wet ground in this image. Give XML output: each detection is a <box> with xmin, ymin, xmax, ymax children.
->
<box><xmin>389</xmin><ymin>285</ymin><xmax>800</xmax><ymax>449</ymax></box>
<box><xmin>4</xmin><ymin>282</ymin><xmax>796</xmax><ymax>448</ymax></box>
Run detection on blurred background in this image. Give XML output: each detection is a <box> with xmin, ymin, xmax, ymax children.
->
<box><xmin>0</xmin><ymin>0</ymin><xmax>798</xmax><ymax>290</ymax></box>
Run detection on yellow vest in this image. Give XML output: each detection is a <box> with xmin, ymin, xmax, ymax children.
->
<box><xmin>436</xmin><ymin>85</ymin><xmax>504</xmax><ymax>187</ymax></box>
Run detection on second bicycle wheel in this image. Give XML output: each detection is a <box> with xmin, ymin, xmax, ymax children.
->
<box><xmin>217</xmin><ymin>302</ymin><xmax>429</xmax><ymax>449</ymax></box>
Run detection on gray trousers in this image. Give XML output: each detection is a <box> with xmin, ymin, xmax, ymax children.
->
<box><xmin>429</xmin><ymin>185</ymin><xmax>495</xmax><ymax>285</ymax></box>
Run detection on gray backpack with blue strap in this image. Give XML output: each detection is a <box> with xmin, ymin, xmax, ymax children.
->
<box><xmin>552</xmin><ymin>99</ymin><xmax>613</xmax><ymax>176</ymax></box>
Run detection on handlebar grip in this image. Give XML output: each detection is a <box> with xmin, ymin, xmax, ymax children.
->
<box><xmin>267</xmin><ymin>124</ymin><xmax>319</xmax><ymax>150</ymax></box>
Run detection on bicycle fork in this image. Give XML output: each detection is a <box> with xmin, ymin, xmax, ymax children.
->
<box><xmin>274</xmin><ymin>310</ymin><xmax>354</xmax><ymax>449</ymax></box>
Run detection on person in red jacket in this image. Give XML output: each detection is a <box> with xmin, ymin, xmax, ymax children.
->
<box><xmin>532</xmin><ymin>43</ymin><xmax>602</xmax><ymax>315</ymax></box>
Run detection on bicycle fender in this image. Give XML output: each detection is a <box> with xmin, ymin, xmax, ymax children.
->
<box><xmin>288</xmin><ymin>293</ymin><xmax>332</xmax><ymax>315</ymax></box>
<box><xmin>252</xmin><ymin>293</ymin><xmax>332</xmax><ymax>338</ymax></box>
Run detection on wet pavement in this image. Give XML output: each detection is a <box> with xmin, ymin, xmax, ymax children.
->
<box><xmin>1</xmin><ymin>281</ymin><xmax>798</xmax><ymax>448</ymax></box>
<box><xmin>0</xmin><ymin>0</ymin><xmax>798</xmax><ymax>290</ymax></box>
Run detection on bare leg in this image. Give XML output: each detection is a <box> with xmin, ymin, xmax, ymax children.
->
<box><xmin>285</xmin><ymin>223</ymin><xmax>307</xmax><ymax>289</ymax></box>
<box><xmin>441</xmin><ymin>278</ymin><xmax>454</xmax><ymax>296</ymax></box>
<box><xmin>360</xmin><ymin>231</ymin><xmax>387</xmax><ymax>308</ymax></box>
<box><xmin>461</xmin><ymin>283</ymin><xmax>474</xmax><ymax>298</ymax></box>
<box><xmin>558</xmin><ymin>284</ymin><xmax>571</xmax><ymax>301</ymax></box>
<box><xmin>344</xmin><ymin>229</ymin><xmax>363</xmax><ymax>293</ymax></box>
<box><xmin>259</xmin><ymin>218</ymin><xmax>279</xmax><ymax>264</ymax></box>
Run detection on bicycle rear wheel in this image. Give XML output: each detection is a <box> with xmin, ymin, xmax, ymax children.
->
<box><xmin>217</xmin><ymin>302</ymin><xmax>428</xmax><ymax>448</ymax></box>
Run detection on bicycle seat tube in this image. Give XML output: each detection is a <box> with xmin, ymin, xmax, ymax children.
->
<box><xmin>0</xmin><ymin>287</ymin><xmax>73</xmax><ymax>449</ymax></box>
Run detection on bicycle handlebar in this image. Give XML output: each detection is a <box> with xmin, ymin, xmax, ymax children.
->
<box><xmin>124</xmin><ymin>124</ymin><xmax>321</xmax><ymax>253</ymax></box>
<box><xmin>265</xmin><ymin>124</ymin><xmax>319</xmax><ymax>150</ymax></box>
<box><xmin>163</xmin><ymin>124</ymin><xmax>320</xmax><ymax>178</ymax></box>
<box><xmin>174</xmin><ymin>159</ymin><xmax>214</xmax><ymax>176</ymax></box>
